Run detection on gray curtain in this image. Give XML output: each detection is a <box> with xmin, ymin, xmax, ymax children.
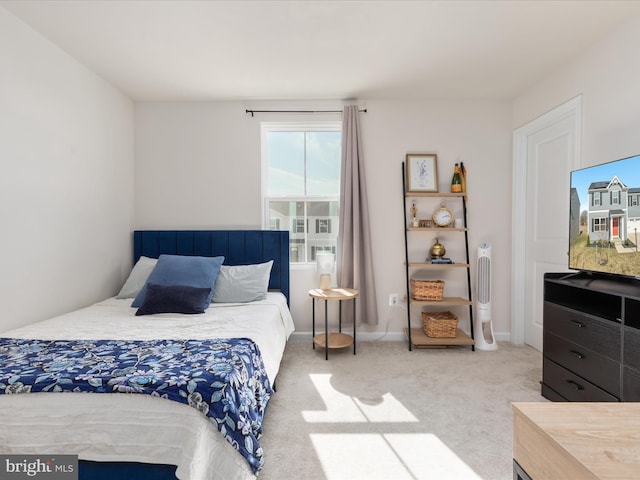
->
<box><xmin>337</xmin><ymin>105</ymin><xmax>378</xmax><ymax>326</ymax></box>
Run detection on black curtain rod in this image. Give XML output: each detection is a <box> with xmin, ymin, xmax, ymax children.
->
<box><xmin>245</xmin><ymin>108</ymin><xmax>367</xmax><ymax>117</ymax></box>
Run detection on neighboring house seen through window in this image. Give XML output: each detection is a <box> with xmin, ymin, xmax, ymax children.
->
<box><xmin>262</xmin><ymin>123</ymin><xmax>341</xmax><ymax>264</ymax></box>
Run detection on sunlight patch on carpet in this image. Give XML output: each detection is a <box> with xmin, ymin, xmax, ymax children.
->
<box><xmin>310</xmin><ymin>433</ymin><xmax>482</xmax><ymax>480</ymax></box>
<box><xmin>302</xmin><ymin>374</ymin><xmax>418</xmax><ymax>423</ymax></box>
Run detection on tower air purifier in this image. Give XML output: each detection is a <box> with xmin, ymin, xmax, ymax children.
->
<box><xmin>475</xmin><ymin>243</ymin><xmax>497</xmax><ymax>350</ymax></box>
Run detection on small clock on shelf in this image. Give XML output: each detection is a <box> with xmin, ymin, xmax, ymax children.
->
<box><xmin>432</xmin><ymin>203</ymin><xmax>454</xmax><ymax>227</ymax></box>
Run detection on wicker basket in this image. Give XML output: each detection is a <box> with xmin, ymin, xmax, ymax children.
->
<box><xmin>422</xmin><ymin>311</ymin><xmax>458</xmax><ymax>338</ymax></box>
<box><xmin>410</xmin><ymin>279</ymin><xmax>445</xmax><ymax>301</ymax></box>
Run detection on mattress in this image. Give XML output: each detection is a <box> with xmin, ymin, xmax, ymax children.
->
<box><xmin>0</xmin><ymin>293</ymin><xmax>294</xmax><ymax>480</ymax></box>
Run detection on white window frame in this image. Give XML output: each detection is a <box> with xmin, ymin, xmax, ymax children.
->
<box><xmin>261</xmin><ymin>122</ymin><xmax>341</xmax><ymax>266</ymax></box>
<box><xmin>316</xmin><ymin>218</ymin><xmax>332</xmax><ymax>234</ymax></box>
<box><xmin>293</xmin><ymin>217</ymin><xmax>305</xmax><ymax>233</ymax></box>
<box><xmin>593</xmin><ymin>191</ymin><xmax>601</xmax><ymax>206</ymax></box>
<box><xmin>592</xmin><ymin>217</ymin><xmax>608</xmax><ymax>232</ymax></box>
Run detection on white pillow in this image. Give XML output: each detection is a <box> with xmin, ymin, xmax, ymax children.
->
<box><xmin>116</xmin><ymin>256</ymin><xmax>158</xmax><ymax>299</ymax></box>
<box><xmin>212</xmin><ymin>261</ymin><xmax>273</xmax><ymax>303</ymax></box>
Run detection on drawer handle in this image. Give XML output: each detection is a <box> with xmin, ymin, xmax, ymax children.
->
<box><xmin>566</xmin><ymin>380</ymin><xmax>584</xmax><ymax>391</ymax></box>
<box><xmin>570</xmin><ymin>350</ymin><xmax>585</xmax><ymax>359</ymax></box>
<box><xmin>569</xmin><ymin>320</ymin><xmax>585</xmax><ymax>328</ymax></box>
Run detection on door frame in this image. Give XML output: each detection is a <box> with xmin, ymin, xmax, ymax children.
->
<box><xmin>511</xmin><ymin>95</ymin><xmax>582</xmax><ymax>345</ymax></box>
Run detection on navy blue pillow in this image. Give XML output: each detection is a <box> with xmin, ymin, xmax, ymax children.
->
<box><xmin>135</xmin><ymin>283</ymin><xmax>212</xmax><ymax>316</ymax></box>
<box><xmin>132</xmin><ymin>254</ymin><xmax>224</xmax><ymax>307</ymax></box>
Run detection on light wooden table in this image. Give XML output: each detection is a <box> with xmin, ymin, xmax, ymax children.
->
<box><xmin>513</xmin><ymin>402</ymin><xmax>640</xmax><ymax>480</ymax></box>
<box><xmin>309</xmin><ymin>288</ymin><xmax>358</xmax><ymax>360</ymax></box>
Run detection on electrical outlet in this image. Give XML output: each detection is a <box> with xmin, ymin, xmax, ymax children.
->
<box><xmin>389</xmin><ymin>293</ymin><xmax>400</xmax><ymax>306</ymax></box>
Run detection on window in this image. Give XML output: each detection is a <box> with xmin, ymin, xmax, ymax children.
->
<box><xmin>316</xmin><ymin>218</ymin><xmax>332</xmax><ymax>234</ymax></box>
<box><xmin>612</xmin><ymin>190</ymin><xmax>620</xmax><ymax>205</ymax></box>
<box><xmin>262</xmin><ymin>123</ymin><xmax>341</xmax><ymax>263</ymax></box>
<box><xmin>292</xmin><ymin>218</ymin><xmax>306</xmax><ymax>233</ymax></box>
<box><xmin>593</xmin><ymin>192</ymin><xmax>601</xmax><ymax>206</ymax></box>
<box><xmin>592</xmin><ymin>217</ymin><xmax>608</xmax><ymax>232</ymax></box>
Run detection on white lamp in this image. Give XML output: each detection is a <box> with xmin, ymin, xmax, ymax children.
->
<box><xmin>316</xmin><ymin>252</ymin><xmax>335</xmax><ymax>290</ymax></box>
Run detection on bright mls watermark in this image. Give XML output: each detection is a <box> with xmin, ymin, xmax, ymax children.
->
<box><xmin>0</xmin><ymin>455</ymin><xmax>77</xmax><ymax>479</ymax></box>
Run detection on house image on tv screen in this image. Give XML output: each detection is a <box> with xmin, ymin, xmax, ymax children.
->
<box><xmin>587</xmin><ymin>175</ymin><xmax>640</xmax><ymax>245</ymax></box>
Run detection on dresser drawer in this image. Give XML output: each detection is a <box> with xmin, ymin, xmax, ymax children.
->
<box><xmin>623</xmin><ymin>366</ymin><xmax>640</xmax><ymax>401</ymax></box>
<box><xmin>543</xmin><ymin>358</ymin><xmax>619</xmax><ymax>402</ymax></box>
<box><xmin>543</xmin><ymin>302</ymin><xmax>620</xmax><ymax>360</ymax></box>
<box><xmin>624</xmin><ymin>326</ymin><xmax>640</xmax><ymax>371</ymax></box>
<box><xmin>544</xmin><ymin>332</ymin><xmax>620</xmax><ymax>397</ymax></box>
<box><xmin>541</xmin><ymin>383</ymin><xmax>567</xmax><ymax>402</ymax></box>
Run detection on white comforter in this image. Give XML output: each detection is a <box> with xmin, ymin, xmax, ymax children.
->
<box><xmin>0</xmin><ymin>293</ymin><xmax>295</xmax><ymax>480</ymax></box>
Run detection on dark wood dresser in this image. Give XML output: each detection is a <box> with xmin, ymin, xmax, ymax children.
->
<box><xmin>542</xmin><ymin>272</ymin><xmax>640</xmax><ymax>402</ymax></box>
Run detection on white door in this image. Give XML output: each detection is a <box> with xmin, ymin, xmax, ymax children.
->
<box><xmin>512</xmin><ymin>97</ymin><xmax>582</xmax><ymax>350</ymax></box>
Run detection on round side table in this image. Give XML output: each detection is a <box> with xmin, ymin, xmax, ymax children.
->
<box><xmin>309</xmin><ymin>287</ymin><xmax>359</xmax><ymax>360</ymax></box>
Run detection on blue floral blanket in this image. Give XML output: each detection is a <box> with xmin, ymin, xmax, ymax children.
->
<box><xmin>0</xmin><ymin>337</ymin><xmax>273</xmax><ymax>474</ymax></box>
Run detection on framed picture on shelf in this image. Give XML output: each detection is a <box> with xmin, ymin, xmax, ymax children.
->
<box><xmin>406</xmin><ymin>153</ymin><xmax>438</xmax><ymax>193</ymax></box>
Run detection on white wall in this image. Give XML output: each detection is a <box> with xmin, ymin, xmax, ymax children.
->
<box><xmin>0</xmin><ymin>8</ymin><xmax>135</xmax><ymax>331</ymax></box>
<box><xmin>513</xmin><ymin>13</ymin><xmax>640</xmax><ymax>166</ymax></box>
<box><xmin>364</xmin><ymin>100</ymin><xmax>513</xmax><ymax>340</ymax></box>
<box><xmin>134</xmin><ymin>99</ymin><xmax>513</xmax><ymax>338</ymax></box>
<box><xmin>135</xmin><ymin>102</ymin><xmax>261</xmax><ymax>229</ymax></box>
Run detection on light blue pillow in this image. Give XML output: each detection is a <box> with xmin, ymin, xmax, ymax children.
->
<box><xmin>212</xmin><ymin>261</ymin><xmax>273</xmax><ymax>303</ymax></box>
<box><xmin>116</xmin><ymin>256</ymin><xmax>158</xmax><ymax>299</ymax></box>
<box><xmin>132</xmin><ymin>254</ymin><xmax>225</xmax><ymax>307</ymax></box>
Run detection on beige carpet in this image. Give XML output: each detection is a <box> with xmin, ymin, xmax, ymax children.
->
<box><xmin>259</xmin><ymin>339</ymin><xmax>545</xmax><ymax>480</ymax></box>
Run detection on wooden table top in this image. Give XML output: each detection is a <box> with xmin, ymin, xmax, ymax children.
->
<box><xmin>308</xmin><ymin>288</ymin><xmax>359</xmax><ymax>300</ymax></box>
<box><xmin>513</xmin><ymin>402</ymin><xmax>640</xmax><ymax>480</ymax></box>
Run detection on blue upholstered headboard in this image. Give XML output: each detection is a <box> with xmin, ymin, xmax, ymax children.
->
<box><xmin>133</xmin><ymin>230</ymin><xmax>290</xmax><ymax>305</ymax></box>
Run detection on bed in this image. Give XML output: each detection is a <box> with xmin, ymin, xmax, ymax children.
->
<box><xmin>0</xmin><ymin>230</ymin><xmax>293</xmax><ymax>480</ymax></box>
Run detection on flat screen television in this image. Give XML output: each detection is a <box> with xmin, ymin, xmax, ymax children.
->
<box><xmin>569</xmin><ymin>154</ymin><xmax>640</xmax><ymax>279</ymax></box>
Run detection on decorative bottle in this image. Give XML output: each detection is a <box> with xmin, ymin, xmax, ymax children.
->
<box><xmin>451</xmin><ymin>163</ymin><xmax>462</xmax><ymax>193</ymax></box>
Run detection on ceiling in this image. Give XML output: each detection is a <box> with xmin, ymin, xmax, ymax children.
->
<box><xmin>3</xmin><ymin>0</ymin><xmax>640</xmax><ymax>102</ymax></box>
